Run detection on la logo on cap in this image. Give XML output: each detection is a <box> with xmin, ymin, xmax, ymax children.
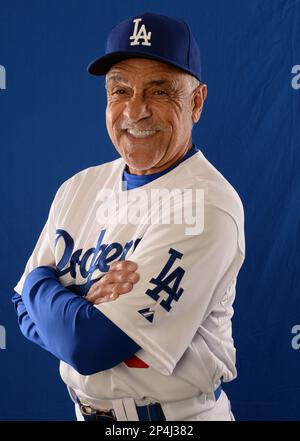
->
<box><xmin>130</xmin><ymin>18</ymin><xmax>151</xmax><ymax>46</ymax></box>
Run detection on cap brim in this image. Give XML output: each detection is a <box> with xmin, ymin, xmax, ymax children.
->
<box><xmin>87</xmin><ymin>51</ymin><xmax>200</xmax><ymax>81</ymax></box>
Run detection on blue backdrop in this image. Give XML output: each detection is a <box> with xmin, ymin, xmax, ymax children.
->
<box><xmin>0</xmin><ymin>0</ymin><xmax>299</xmax><ymax>421</ymax></box>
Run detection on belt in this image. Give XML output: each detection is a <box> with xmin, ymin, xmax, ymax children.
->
<box><xmin>79</xmin><ymin>400</ymin><xmax>166</xmax><ymax>422</ymax></box>
<box><xmin>78</xmin><ymin>385</ymin><xmax>222</xmax><ymax>422</ymax></box>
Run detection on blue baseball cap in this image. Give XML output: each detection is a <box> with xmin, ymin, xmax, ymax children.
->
<box><xmin>87</xmin><ymin>12</ymin><xmax>202</xmax><ymax>82</ymax></box>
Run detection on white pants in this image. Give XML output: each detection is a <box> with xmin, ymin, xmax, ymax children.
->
<box><xmin>75</xmin><ymin>391</ymin><xmax>235</xmax><ymax>421</ymax></box>
<box><xmin>193</xmin><ymin>391</ymin><xmax>235</xmax><ymax>421</ymax></box>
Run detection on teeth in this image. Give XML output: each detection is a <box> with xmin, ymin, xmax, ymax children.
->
<box><xmin>127</xmin><ymin>129</ymin><xmax>157</xmax><ymax>138</ymax></box>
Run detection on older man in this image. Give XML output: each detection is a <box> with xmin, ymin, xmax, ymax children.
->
<box><xmin>12</xmin><ymin>12</ymin><xmax>245</xmax><ymax>421</ymax></box>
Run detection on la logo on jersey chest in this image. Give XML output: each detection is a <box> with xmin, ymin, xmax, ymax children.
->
<box><xmin>130</xmin><ymin>18</ymin><xmax>152</xmax><ymax>46</ymax></box>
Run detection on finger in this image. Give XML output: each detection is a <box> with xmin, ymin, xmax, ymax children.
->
<box><xmin>86</xmin><ymin>282</ymin><xmax>99</xmax><ymax>297</ymax></box>
<box><xmin>90</xmin><ymin>281</ymin><xmax>134</xmax><ymax>304</ymax></box>
<box><xmin>128</xmin><ymin>272</ymin><xmax>140</xmax><ymax>284</ymax></box>
<box><xmin>89</xmin><ymin>282</ymin><xmax>133</xmax><ymax>302</ymax></box>
<box><xmin>94</xmin><ymin>295</ymin><xmax>111</xmax><ymax>305</ymax></box>
<box><xmin>109</xmin><ymin>260</ymin><xmax>138</xmax><ymax>272</ymax></box>
<box><xmin>86</xmin><ymin>269</ymin><xmax>139</xmax><ymax>300</ymax></box>
<box><xmin>86</xmin><ymin>283</ymin><xmax>115</xmax><ymax>302</ymax></box>
<box><xmin>94</xmin><ymin>291</ymin><xmax>119</xmax><ymax>305</ymax></box>
<box><xmin>115</xmin><ymin>282</ymin><xmax>133</xmax><ymax>294</ymax></box>
<box><xmin>100</xmin><ymin>270</ymin><xmax>139</xmax><ymax>284</ymax></box>
<box><xmin>86</xmin><ymin>276</ymin><xmax>108</xmax><ymax>297</ymax></box>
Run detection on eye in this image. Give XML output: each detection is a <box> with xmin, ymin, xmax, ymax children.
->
<box><xmin>154</xmin><ymin>90</ymin><xmax>167</xmax><ymax>95</ymax></box>
<box><xmin>113</xmin><ymin>89</ymin><xmax>126</xmax><ymax>95</ymax></box>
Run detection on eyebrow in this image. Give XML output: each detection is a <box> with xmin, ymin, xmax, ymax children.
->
<box><xmin>105</xmin><ymin>75</ymin><xmax>173</xmax><ymax>87</ymax></box>
<box><xmin>106</xmin><ymin>74</ymin><xmax>129</xmax><ymax>85</ymax></box>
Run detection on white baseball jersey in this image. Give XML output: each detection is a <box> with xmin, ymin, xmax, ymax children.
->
<box><xmin>14</xmin><ymin>149</ymin><xmax>245</xmax><ymax>419</ymax></box>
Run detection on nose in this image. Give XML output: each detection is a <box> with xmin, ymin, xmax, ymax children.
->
<box><xmin>123</xmin><ymin>93</ymin><xmax>152</xmax><ymax>123</ymax></box>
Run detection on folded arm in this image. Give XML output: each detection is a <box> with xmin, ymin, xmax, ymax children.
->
<box><xmin>12</xmin><ymin>293</ymin><xmax>49</xmax><ymax>351</ymax></box>
<box><xmin>13</xmin><ymin>266</ymin><xmax>141</xmax><ymax>375</ymax></box>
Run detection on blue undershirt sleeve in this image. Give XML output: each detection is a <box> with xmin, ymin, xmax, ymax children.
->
<box><xmin>12</xmin><ymin>292</ymin><xmax>49</xmax><ymax>351</ymax></box>
<box><xmin>13</xmin><ymin>266</ymin><xmax>141</xmax><ymax>375</ymax></box>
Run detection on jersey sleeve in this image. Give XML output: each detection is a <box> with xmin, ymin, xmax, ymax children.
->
<box><xmin>95</xmin><ymin>204</ymin><xmax>245</xmax><ymax>376</ymax></box>
<box><xmin>13</xmin><ymin>181</ymin><xmax>67</xmax><ymax>295</ymax></box>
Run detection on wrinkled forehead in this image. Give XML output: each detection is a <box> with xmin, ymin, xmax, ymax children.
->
<box><xmin>105</xmin><ymin>58</ymin><xmax>191</xmax><ymax>88</ymax></box>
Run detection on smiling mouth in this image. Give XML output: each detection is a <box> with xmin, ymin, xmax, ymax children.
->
<box><xmin>126</xmin><ymin>129</ymin><xmax>159</xmax><ymax>139</ymax></box>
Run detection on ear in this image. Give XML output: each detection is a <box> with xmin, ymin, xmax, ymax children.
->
<box><xmin>192</xmin><ymin>84</ymin><xmax>207</xmax><ymax>124</ymax></box>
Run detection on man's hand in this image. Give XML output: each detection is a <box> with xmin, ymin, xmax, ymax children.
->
<box><xmin>86</xmin><ymin>261</ymin><xmax>139</xmax><ymax>305</ymax></box>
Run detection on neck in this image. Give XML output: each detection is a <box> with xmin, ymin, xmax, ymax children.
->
<box><xmin>127</xmin><ymin>139</ymin><xmax>193</xmax><ymax>175</ymax></box>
